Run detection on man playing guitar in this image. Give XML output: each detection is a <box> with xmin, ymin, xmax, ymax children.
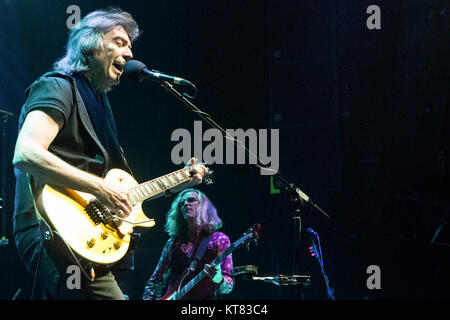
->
<box><xmin>12</xmin><ymin>8</ymin><xmax>207</xmax><ymax>300</ymax></box>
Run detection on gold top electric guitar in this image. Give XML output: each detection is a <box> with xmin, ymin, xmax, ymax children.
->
<box><xmin>38</xmin><ymin>166</ymin><xmax>211</xmax><ymax>265</ymax></box>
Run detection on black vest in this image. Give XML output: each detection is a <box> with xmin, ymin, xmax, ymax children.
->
<box><xmin>12</xmin><ymin>71</ymin><xmax>132</xmax><ymax>234</ymax></box>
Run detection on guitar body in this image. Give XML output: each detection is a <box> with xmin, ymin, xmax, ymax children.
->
<box><xmin>39</xmin><ymin>169</ymin><xmax>155</xmax><ymax>265</ymax></box>
<box><xmin>159</xmin><ymin>272</ymin><xmax>211</xmax><ymax>301</ymax></box>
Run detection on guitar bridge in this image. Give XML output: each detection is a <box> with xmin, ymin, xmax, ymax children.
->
<box><xmin>85</xmin><ymin>200</ymin><xmax>112</xmax><ymax>225</ymax></box>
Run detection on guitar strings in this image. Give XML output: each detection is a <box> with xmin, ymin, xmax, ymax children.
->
<box><xmin>113</xmin><ymin>215</ymin><xmax>155</xmax><ymax>225</ymax></box>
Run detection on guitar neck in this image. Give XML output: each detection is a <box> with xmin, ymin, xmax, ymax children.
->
<box><xmin>129</xmin><ymin>167</ymin><xmax>192</xmax><ymax>203</ymax></box>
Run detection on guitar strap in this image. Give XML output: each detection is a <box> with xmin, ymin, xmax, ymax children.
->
<box><xmin>189</xmin><ymin>233</ymin><xmax>213</xmax><ymax>271</ymax></box>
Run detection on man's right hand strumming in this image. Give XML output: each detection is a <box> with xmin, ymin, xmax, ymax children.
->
<box><xmin>95</xmin><ymin>179</ymin><xmax>133</xmax><ymax>218</ymax></box>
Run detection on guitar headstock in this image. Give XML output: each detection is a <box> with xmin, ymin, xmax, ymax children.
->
<box><xmin>203</xmin><ymin>168</ymin><xmax>214</xmax><ymax>185</ymax></box>
<box><xmin>246</xmin><ymin>223</ymin><xmax>261</xmax><ymax>238</ymax></box>
<box><xmin>235</xmin><ymin>224</ymin><xmax>261</xmax><ymax>251</ymax></box>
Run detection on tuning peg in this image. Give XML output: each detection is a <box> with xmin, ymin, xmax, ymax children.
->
<box><xmin>204</xmin><ymin>170</ymin><xmax>214</xmax><ymax>185</ymax></box>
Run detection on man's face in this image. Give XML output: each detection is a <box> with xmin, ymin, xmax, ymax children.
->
<box><xmin>180</xmin><ymin>192</ymin><xmax>200</xmax><ymax>221</ymax></box>
<box><xmin>89</xmin><ymin>25</ymin><xmax>133</xmax><ymax>91</ymax></box>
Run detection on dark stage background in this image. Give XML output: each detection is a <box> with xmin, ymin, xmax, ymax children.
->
<box><xmin>0</xmin><ymin>0</ymin><xmax>449</xmax><ymax>300</ymax></box>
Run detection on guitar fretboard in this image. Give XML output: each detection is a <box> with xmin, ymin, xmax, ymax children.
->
<box><xmin>128</xmin><ymin>167</ymin><xmax>192</xmax><ymax>204</ymax></box>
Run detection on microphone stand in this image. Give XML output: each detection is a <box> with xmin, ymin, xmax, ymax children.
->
<box><xmin>157</xmin><ymin>80</ymin><xmax>331</xmax><ymax>299</ymax></box>
<box><xmin>0</xmin><ymin>109</ymin><xmax>14</xmax><ymax>247</ymax></box>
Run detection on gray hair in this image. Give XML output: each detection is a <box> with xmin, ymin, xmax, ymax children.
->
<box><xmin>53</xmin><ymin>8</ymin><xmax>140</xmax><ymax>74</ymax></box>
<box><xmin>165</xmin><ymin>189</ymin><xmax>223</xmax><ymax>238</ymax></box>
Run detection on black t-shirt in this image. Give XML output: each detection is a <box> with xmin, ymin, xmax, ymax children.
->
<box><xmin>13</xmin><ymin>73</ymin><xmax>128</xmax><ymax>235</ymax></box>
<box><xmin>20</xmin><ymin>74</ymin><xmax>73</xmax><ymax>124</ymax></box>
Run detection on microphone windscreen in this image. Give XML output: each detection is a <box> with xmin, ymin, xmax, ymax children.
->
<box><xmin>124</xmin><ymin>60</ymin><xmax>147</xmax><ymax>80</ymax></box>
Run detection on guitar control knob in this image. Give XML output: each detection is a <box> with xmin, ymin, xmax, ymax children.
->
<box><xmin>113</xmin><ymin>241</ymin><xmax>121</xmax><ymax>249</ymax></box>
<box><xmin>87</xmin><ymin>238</ymin><xmax>96</xmax><ymax>248</ymax></box>
<box><xmin>101</xmin><ymin>231</ymin><xmax>109</xmax><ymax>239</ymax></box>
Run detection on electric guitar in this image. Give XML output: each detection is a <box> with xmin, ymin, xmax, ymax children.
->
<box><xmin>160</xmin><ymin>224</ymin><xmax>261</xmax><ymax>300</ymax></box>
<box><xmin>38</xmin><ymin>166</ymin><xmax>212</xmax><ymax>266</ymax></box>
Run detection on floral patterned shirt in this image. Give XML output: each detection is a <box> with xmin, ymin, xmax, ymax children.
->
<box><xmin>142</xmin><ymin>231</ymin><xmax>234</xmax><ymax>300</ymax></box>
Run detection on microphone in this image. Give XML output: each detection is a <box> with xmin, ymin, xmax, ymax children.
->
<box><xmin>306</xmin><ymin>227</ymin><xmax>317</xmax><ymax>236</ymax></box>
<box><xmin>306</xmin><ymin>228</ymin><xmax>319</xmax><ymax>259</ymax></box>
<box><xmin>305</xmin><ymin>227</ymin><xmax>335</xmax><ymax>299</ymax></box>
<box><xmin>124</xmin><ymin>60</ymin><xmax>193</xmax><ymax>86</ymax></box>
<box><xmin>289</xmin><ymin>184</ymin><xmax>331</xmax><ymax>220</ymax></box>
